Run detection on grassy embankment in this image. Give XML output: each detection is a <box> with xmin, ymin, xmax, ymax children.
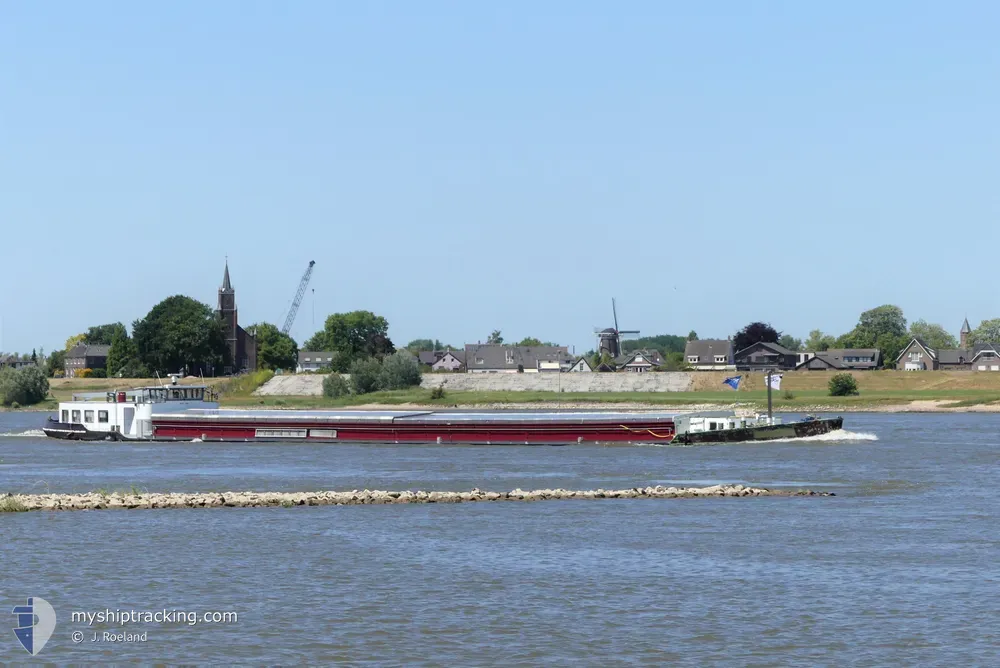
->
<box><xmin>221</xmin><ymin>371</ymin><xmax>1000</xmax><ymax>410</ymax></box>
<box><xmin>23</xmin><ymin>370</ymin><xmax>1000</xmax><ymax>412</ymax></box>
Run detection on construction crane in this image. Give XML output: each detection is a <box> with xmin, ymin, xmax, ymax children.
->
<box><xmin>281</xmin><ymin>261</ymin><xmax>316</xmax><ymax>335</ymax></box>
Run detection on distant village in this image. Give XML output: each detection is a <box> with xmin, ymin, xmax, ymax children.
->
<box><xmin>302</xmin><ymin>316</ymin><xmax>1000</xmax><ymax>375</ymax></box>
<box><xmin>3</xmin><ymin>263</ymin><xmax>999</xmax><ymax>379</ymax></box>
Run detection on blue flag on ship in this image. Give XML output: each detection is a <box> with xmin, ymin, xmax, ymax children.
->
<box><xmin>723</xmin><ymin>375</ymin><xmax>742</xmax><ymax>390</ymax></box>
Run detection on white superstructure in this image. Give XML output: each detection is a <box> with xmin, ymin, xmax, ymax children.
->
<box><xmin>52</xmin><ymin>380</ymin><xmax>218</xmax><ymax>440</ymax></box>
<box><xmin>672</xmin><ymin>412</ymin><xmax>781</xmax><ymax>436</ymax></box>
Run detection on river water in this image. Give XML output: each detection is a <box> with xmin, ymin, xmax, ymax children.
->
<box><xmin>1</xmin><ymin>411</ymin><xmax>997</xmax><ymax>664</ymax></box>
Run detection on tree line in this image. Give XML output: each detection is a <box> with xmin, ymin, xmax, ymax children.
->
<box><xmin>48</xmin><ymin>296</ymin><xmax>302</xmax><ymax>378</ymax></box>
<box><xmin>729</xmin><ymin>304</ymin><xmax>981</xmax><ymax>368</ymax></box>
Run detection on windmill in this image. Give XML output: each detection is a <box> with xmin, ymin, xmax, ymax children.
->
<box><xmin>594</xmin><ymin>298</ymin><xmax>640</xmax><ymax>360</ymax></box>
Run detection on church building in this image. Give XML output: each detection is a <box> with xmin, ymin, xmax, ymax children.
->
<box><xmin>217</xmin><ymin>261</ymin><xmax>257</xmax><ymax>374</ymax></box>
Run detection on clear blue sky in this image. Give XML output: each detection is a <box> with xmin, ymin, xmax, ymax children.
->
<box><xmin>3</xmin><ymin>1</ymin><xmax>999</xmax><ymax>355</ymax></box>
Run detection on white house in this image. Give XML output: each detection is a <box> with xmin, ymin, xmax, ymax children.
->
<box><xmin>431</xmin><ymin>351</ymin><xmax>465</xmax><ymax>372</ymax></box>
<box><xmin>297</xmin><ymin>351</ymin><xmax>336</xmax><ymax>373</ymax></box>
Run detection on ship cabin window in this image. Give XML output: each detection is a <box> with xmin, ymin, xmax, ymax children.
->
<box><xmin>98</xmin><ymin>410</ymin><xmax>109</xmax><ymax>423</ymax></box>
<box><xmin>71</xmin><ymin>410</ymin><xmax>81</xmax><ymax>423</ymax></box>
<box><xmin>61</xmin><ymin>410</ymin><xmax>69</xmax><ymax>423</ymax></box>
<box><xmin>84</xmin><ymin>410</ymin><xmax>94</xmax><ymax>423</ymax></box>
<box><xmin>709</xmin><ymin>421</ymin><xmax>717</xmax><ymax>431</ymax></box>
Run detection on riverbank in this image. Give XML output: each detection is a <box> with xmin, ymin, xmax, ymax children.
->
<box><xmin>239</xmin><ymin>370</ymin><xmax>1000</xmax><ymax>412</ymax></box>
<box><xmin>225</xmin><ymin>389</ymin><xmax>1000</xmax><ymax>412</ymax></box>
<box><xmin>0</xmin><ymin>484</ymin><xmax>830</xmax><ymax>512</ymax></box>
<box><xmin>13</xmin><ymin>373</ymin><xmax>1000</xmax><ymax>413</ymax></box>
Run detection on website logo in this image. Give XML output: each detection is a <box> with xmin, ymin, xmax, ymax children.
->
<box><xmin>12</xmin><ymin>597</ymin><xmax>57</xmax><ymax>656</ymax></box>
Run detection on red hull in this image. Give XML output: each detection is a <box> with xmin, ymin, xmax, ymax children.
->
<box><xmin>152</xmin><ymin>418</ymin><xmax>676</xmax><ymax>445</ymax></box>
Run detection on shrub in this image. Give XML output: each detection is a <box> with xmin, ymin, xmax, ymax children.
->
<box><xmin>77</xmin><ymin>368</ymin><xmax>93</xmax><ymax>378</ymax></box>
<box><xmin>828</xmin><ymin>373</ymin><xmax>859</xmax><ymax>397</ymax></box>
<box><xmin>90</xmin><ymin>368</ymin><xmax>108</xmax><ymax>378</ymax></box>
<box><xmin>0</xmin><ymin>496</ymin><xmax>28</xmax><ymax>513</ymax></box>
<box><xmin>218</xmin><ymin>369</ymin><xmax>275</xmax><ymax>396</ymax></box>
<box><xmin>349</xmin><ymin>358</ymin><xmax>382</xmax><ymax>395</ymax></box>
<box><xmin>378</xmin><ymin>351</ymin><xmax>422</xmax><ymax>390</ymax></box>
<box><xmin>782</xmin><ymin>390</ymin><xmax>795</xmax><ymax>400</ymax></box>
<box><xmin>322</xmin><ymin>373</ymin><xmax>350</xmax><ymax>398</ymax></box>
<box><xmin>430</xmin><ymin>384</ymin><xmax>446</xmax><ymax>400</ymax></box>
<box><xmin>0</xmin><ymin>366</ymin><xmax>50</xmax><ymax>407</ymax></box>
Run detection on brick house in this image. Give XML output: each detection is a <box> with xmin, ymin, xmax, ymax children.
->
<box><xmin>734</xmin><ymin>341</ymin><xmax>798</xmax><ymax>371</ymax></box>
<box><xmin>64</xmin><ymin>345</ymin><xmax>110</xmax><ymax>377</ymax></box>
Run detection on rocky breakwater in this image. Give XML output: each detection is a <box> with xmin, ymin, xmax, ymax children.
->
<box><xmin>2</xmin><ymin>485</ymin><xmax>833</xmax><ymax>512</ymax></box>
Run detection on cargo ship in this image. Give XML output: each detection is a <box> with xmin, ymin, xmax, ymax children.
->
<box><xmin>42</xmin><ymin>381</ymin><xmax>843</xmax><ymax>445</ymax></box>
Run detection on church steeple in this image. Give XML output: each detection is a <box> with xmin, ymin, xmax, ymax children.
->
<box><xmin>961</xmin><ymin>317</ymin><xmax>971</xmax><ymax>349</ymax></box>
<box><xmin>221</xmin><ymin>260</ymin><xmax>233</xmax><ymax>293</ymax></box>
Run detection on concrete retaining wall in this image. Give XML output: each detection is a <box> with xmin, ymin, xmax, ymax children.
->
<box><xmin>419</xmin><ymin>373</ymin><xmax>694</xmax><ymax>393</ymax></box>
<box><xmin>255</xmin><ymin>374</ymin><xmax>328</xmax><ymax>396</ymax></box>
<box><xmin>254</xmin><ymin>372</ymin><xmax>695</xmax><ymax>396</ymax></box>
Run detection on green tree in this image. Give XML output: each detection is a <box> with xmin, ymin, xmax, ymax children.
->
<box><xmin>406</xmin><ymin>338</ymin><xmax>451</xmax><ymax>351</ymax></box>
<box><xmin>778</xmin><ymin>335</ymin><xmax>802</xmax><ymax>351</ymax></box>
<box><xmin>732</xmin><ymin>322</ymin><xmax>781</xmax><ymax>353</ymax></box>
<box><xmin>844</xmin><ymin>305</ymin><xmax>907</xmax><ymax>347</ymax></box>
<box><xmin>840</xmin><ymin>305</ymin><xmax>908</xmax><ymax>364</ymax></box>
<box><xmin>591</xmin><ymin>351</ymin><xmax>616</xmax><ymax>369</ymax></box>
<box><xmin>378</xmin><ymin>351</ymin><xmax>422</xmax><ymax>390</ymax></box>
<box><xmin>107</xmin><ymin>328</ymin><xmax>144</xmax><ymax>377</ymax></box>
<box><xmin>804</xmin><ymin>329</ymin><xmax>837</xmax><ymax>352</ymax></box>
<box><xmin>322</xmin><ymin>373</ymin><xmax>350</xmax><ymax>398</ymax></box>
<box><xmin>0</xmin><ymin>366</ymin><xmax>50</xmax><ymax>406</ymax></box>
<box><xmin>966</xmin><ymin>319</ymin><xmax>1000</xmax><ymax>346</ymax></box>
<box><xmin>132</xmin><ymin>295</ymin><xmax>228</xmax><ymax>375</ymax></box>
<box><xmin>247</xmin><ymin>323</ymin><xmax>298</xmax><ymax>371</ymax></box>
<box><xmin>621</xmin><ymin>334</ymin><xmax>687</xmax><ymax>355</ymax></box>
<box><xmin>658</xmin><ymin>351</ymin><xmax>691</xmax><ymax>371</ymax></box>
<box><xmin>517</xmin><ymin>337</ymin><xmax>543</xmax><ymax>347</ymax></box>
<box><xmin>84</xmin><ymin>323</ymin><xmax>127</xmax><ymax>346</ymax></box>
<box><xmin>65</xmin><ymin>333</ymin><xmax>85</xmax><ymax>351</ymax></box>
<box><xmin>687</xmin><ymin>330</ymin><xmax>698</xmax><ymax>341</ymax></box>
<box><xmin>487</xmin><ymin>330</ymin><xmax>504</xmax><ymax>344</ymax></box>
<box><xmin>406</xmin><ymin>338</ymin><xmax>436</xmax><ymax>351</ymax></box>
<box><xmin>46</xmin><ymin>350</ymin><xmax>66</xmax><ymax>377</ymax></box>
<box><xmin>349</xmin><ymin>357</ymin><xmax>382</xmax><ymax>395</ymax></box>
<box><xmin>303</xmin><ymin>311</ymin><xmax>395</xmax><ymax>362</ymax></box>
<box><xmin>319</xmin><ymin>350</ymin><xmax>352</xmax><ymax>374</ymax></box>
<box><xmin>908</xmin><ymin>320</ymin><xmax>958</xmax><ymax>349</ymax></box>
